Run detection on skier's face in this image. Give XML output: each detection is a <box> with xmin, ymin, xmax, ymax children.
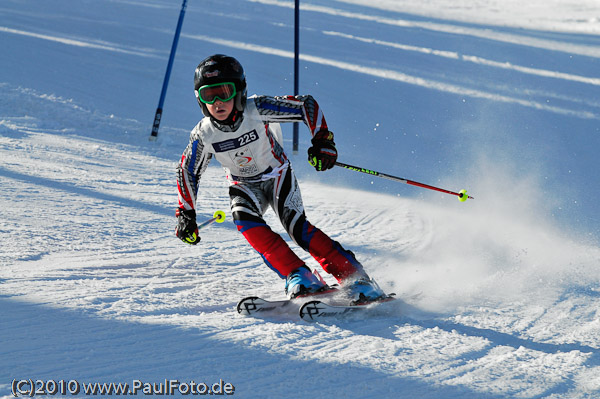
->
<box><xmin>206</xmin><ymin>98</ymin><xmax>234</xmax><ymax>121</ymax></box>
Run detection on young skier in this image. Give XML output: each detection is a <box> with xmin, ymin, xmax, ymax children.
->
<box><xmin>175</xmin><ymin>54</ymin><xmax>385</xmax><ymax>302</ymax></box>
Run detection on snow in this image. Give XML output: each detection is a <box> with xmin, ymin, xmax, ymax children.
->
<box><xmin>1</xmin><ymin>0</ymin><xmax>599</xmax><ymax>398</ymax></box>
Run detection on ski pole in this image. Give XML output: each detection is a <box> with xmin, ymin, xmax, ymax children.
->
<box><xmin>335</xmin><ymin>161</ymin><xmax>474</xmax><ymax>201</ymax></box>
<box><xmin>149</xmin><ymin>0</ymin><xmax>188</xmax><ymax>140</ymax></box>
<box><xmin>197</xmin><ymin>210</ymin><xmax>227</xmax><ymax>230</ymax></box>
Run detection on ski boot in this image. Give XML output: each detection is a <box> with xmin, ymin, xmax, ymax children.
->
<box><xmin>285</xmin><ymin>265</ymin><xmax>327</xmax><ymax>299</ymax></box>
<box><xmin>343</xmin><ymin>273</ymin><xmax>386</xmax><ymax>304</ymax></box>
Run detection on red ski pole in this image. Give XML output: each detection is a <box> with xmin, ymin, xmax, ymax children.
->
<box><xmin>335</xmin><ymin>162</ymin><xmax>474</xmax><ymax>201</ymax></box>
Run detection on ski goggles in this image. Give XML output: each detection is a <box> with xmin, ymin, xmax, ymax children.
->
<box><xmin>197</xmin><ymin>82</ymin><xmax>237</xmax><ymax>104</ymax></box>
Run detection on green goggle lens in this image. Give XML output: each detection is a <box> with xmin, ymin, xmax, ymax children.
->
<box><xmin>197</xmin><ymin>82</ymin><xmax>237</xmax><ymax>104</ymax></box>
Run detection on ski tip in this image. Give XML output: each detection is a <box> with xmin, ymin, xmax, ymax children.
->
<box><xmin>236</xmin><ymin>296</ymin><xmax>260</xmax><ymax>315</ymax></box>
<box><xmin>299</xmin><ymin>294</ymin><xmax>398</xmax><ymax>322</ymax></box>
<box><xmin>298</xmin><ymin>300</ymin><xmax>325</xmax><ymax>322</ymax></box>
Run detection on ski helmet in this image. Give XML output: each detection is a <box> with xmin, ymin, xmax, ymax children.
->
<box><xmin>194</xmin><ymin>54</ymin><xmax>247</xmax><ymax>117</ymax></box>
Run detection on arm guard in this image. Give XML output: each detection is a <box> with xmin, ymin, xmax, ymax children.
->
<box><xmin>177</xmin><ymin>126</ymin><xmax>212</xmax><ymax>211</ymax></box>
<box><xmin>253</xmin><ymin>95</ymin><xmax>329</xmax><ymax>138</ymax></box>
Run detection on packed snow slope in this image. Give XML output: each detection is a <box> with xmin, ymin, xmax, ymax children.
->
<box><xmin>1</xmin><ymin>0</ymin><xmax>600</xmax><ymax>398</ymax></box>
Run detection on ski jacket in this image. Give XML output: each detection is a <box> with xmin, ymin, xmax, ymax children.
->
<box><xmin>177</xmin><ymin>94</ymin><xmax>329</xmax><ymax>211</ymax></box>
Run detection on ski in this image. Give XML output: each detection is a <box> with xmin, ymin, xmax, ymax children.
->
<box><xmin>236</xmin><ymin>296</ymin><xmax>296</xmax><ymax>316</ymax></box>
<box><xmin>236</xmin><ymin>287</ymin><xmax>339</xmax><ymax>317</ymax></box>
<box><xmin>298</xmin><ymin>295</ymin><xmax>396</xmax><ymax>322</ymax></box>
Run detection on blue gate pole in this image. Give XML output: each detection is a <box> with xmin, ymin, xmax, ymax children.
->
<box><xmin>292</xmin><ymin>0</ymin><xmax>300</xmax><ymax>153</ymax></box>
<box><xmin>150</xmin><ymin>0</ymin><xmax>188</xmax><ymax>140</ymax></box>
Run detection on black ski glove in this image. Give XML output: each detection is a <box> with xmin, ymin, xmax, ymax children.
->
<box><xmin>308</xmin><ymin>130</ymin><xmax>337</xmax><ymax>171</ymax></box>
<box><xmin>175</xmin><ymin>208</ymin><xmax>200</xmax><ymax>245</ymax></box>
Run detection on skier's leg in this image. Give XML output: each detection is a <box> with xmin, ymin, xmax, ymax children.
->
<box><xmin>229</xmin><ymin>183</ymin><xmax>304</xmax><ymax>278</ymax></box>
<box><xmin>270</xmin><ymin>166</ymin><xmax>365</xmax><ymax>282</ymax></box>
<box><xmin>289</xmin><ymin>215</ymin><xmax>369</xmax><ymax>281</ymax></box>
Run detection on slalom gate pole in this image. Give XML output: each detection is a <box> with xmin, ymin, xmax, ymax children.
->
<box><xmin>149</xmin><ymin>0</ymin><xmax>188</xmax><ymax>141</ymax></box>
<box><xmin>197</xmin><ymin>210</ymin><xmax>226</xmax><ymax>230</ymax></box>
<box><xmin>335</xmin><ymin>161</ymin><xmax>474</xmax><ymax>201</ymax></box>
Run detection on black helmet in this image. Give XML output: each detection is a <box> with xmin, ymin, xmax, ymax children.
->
<box><xmin>194</xmin><ymin>54</ymin><xmax>247</xmax><ymax>117</ymax></box>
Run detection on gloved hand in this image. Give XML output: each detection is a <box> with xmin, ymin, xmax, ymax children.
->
<box><xmin>308</xmin><ymin>130</ymin><xmax>337</xmax><ymax>171</ymax></box>
<box><xmin>175</xmin><ymin>208</ymin><xmax>200</xmax><ymax>245</ymax></box>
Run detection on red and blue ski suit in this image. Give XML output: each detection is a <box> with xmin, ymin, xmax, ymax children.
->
<box><xmin>177</xmin><ymin>94</ymin><xmax>364</xmax><ymax>281</ymax></box>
